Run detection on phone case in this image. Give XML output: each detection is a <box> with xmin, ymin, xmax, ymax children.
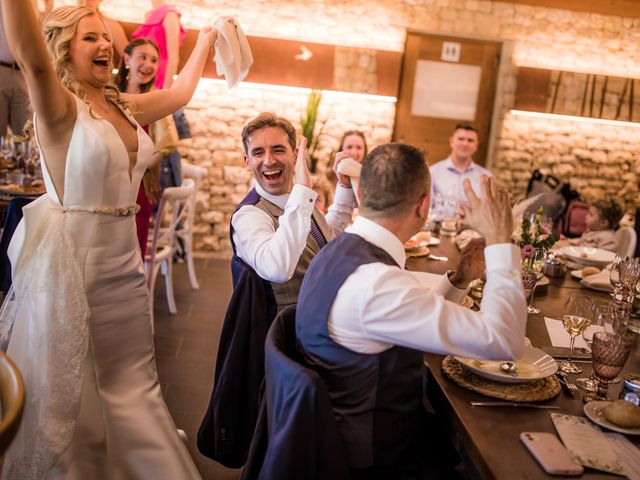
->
<box><xmin>520</xmin><ymin>432</ymin><xmax>583</xmax><ymax>476</ymax></box>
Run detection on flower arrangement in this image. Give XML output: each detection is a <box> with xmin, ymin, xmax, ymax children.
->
<box><xmin>512</xmin><ymin>207</ymin><xmax>559</xmax><ymax>259</ymax></box>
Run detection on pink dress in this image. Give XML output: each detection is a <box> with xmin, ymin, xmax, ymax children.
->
<box><xmin>131</xmin><ymin>5</ymin><xmax>187</xmax><ymax>89</ymax></box>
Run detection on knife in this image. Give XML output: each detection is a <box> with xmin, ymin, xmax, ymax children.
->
<box><xmin>471</xmin><ymin>401</ymin><xmax>560</xmax><ymax>409</ymax></box>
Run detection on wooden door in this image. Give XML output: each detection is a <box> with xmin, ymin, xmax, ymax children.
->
<box><xmin>393</xmin><ymin>32</ymin><xmax>501</xmax><ymax>166</ymax></box>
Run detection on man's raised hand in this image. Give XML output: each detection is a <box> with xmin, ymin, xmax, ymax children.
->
<box><xmin>294</xmin><ymin>136</ymin><xmax>313</xmax><ymax>188</ymax></box>
<box><xmin>460</xmin><ymin>175</ymin><xmax>512</xmax><ymax>246</ymax></box>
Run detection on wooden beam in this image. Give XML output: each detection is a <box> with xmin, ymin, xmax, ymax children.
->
<box><xmin>494</xmin><ymin>0</ymin><xmax>640</xmax><ymax>19</ymax></box>
<box><xmin>121</xmin><ymin>22</ymin><xmax>401</xmax><ymax>96</ymax></box>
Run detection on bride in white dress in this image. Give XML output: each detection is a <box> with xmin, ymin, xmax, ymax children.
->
<box><xmin>0</xmin><ymin>3</ymin><xmax>216</xmax><ymax>478</ymax></box>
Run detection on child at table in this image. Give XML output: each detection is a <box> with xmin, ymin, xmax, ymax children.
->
<box><xmin>566</xmin><ymin>198</ymin><xmax>623</xmax><ymax>252</ymax></box>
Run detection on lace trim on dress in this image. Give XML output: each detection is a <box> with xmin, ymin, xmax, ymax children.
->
<box><xmin>0</xmin><ymin>207</ymin><xmax>90</xmax><ymax>479</ymax></box>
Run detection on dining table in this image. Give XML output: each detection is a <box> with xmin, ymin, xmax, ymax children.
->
<box><xmin>407</xmin><ymin>235</ymin><xmax>639</xmax><ymax>480</ymax></box>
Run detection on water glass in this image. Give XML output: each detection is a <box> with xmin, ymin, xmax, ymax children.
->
<box><xmin>584</xmin><ymin>332</ymin><xmax>633</xmax><ymax>402</ymax></box>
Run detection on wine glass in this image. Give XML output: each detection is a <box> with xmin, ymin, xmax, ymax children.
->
<box><xmin>610</xmin><ymin>256</ymin><xmax>623</xmax><ymax>301</ymax></box>
<box><xmin>523</xmin><ymin>249</ymin><xmax>546</xmax><ymax>314</ymax></box>
<box><xmin>560</xmin><ymin>294</ymin><xmax>595</xmax><ymax>374</ymax></box>
<box><xmin>583</xmin><ymin>332</ymin><xmax>633</xmax><ymax>402</ymax></box>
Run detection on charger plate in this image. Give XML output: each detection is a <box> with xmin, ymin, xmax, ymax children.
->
<box><xmin>441</xmin><ymin>356</ymin><xmax>561</xmax><ymax>402</ymax></box>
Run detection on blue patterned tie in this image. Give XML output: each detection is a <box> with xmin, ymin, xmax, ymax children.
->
<box><xmin>309</xmin><ymin>217</ymin><xmax>327</xmax><ymax>249</ymax></box>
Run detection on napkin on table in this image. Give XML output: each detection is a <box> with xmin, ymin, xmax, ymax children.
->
<box><xmin>580</xmin><ymin>270</ymin><xmax>612</xmax><ymax>292</ymax></box>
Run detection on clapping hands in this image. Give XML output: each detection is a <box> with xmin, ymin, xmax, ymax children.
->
<box><xmin>294</xmin><ymin>136</ymin><xmax>313</xmax><ymax>188</ymax></box>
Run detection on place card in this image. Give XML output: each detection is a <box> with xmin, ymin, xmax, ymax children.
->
<box><xmin>605</xmin><ymin>433</ymin><xmax>640</xmax><ymax>480</ymax></box>
<box><xmin>544</xmin><ymin>317</ymin><xmax>590</xmax><ymax>349</ymax></box>
<box><xmin>550</xmin><ymin>413</ymin><xmax>625</xmax><ymax>475</ymax></box>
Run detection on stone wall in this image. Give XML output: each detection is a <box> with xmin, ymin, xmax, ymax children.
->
<box><xmin>56</xmin><ymin>0</ymin><xmax>640</xmax><ymax>254</ymax></box>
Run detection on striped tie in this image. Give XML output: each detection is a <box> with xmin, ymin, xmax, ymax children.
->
<box><xmin>309</xmin><ymin>217</ymin><xmax>327</xmax><ymax>249</ymax></box>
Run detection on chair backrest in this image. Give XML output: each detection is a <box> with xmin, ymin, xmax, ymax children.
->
<box><xmin>258</xmin><ymin>306</ymin><xmax>349</xmax><ymax>480</ymax></box>
<box><xmin>614</xmin><ymin>226</ymin><xmax>637</xmax><ymax>258</ymax></box>
<box><xmin>144</xmin><ymin>180</ymin><xmax>194</xmax><ymax>281</ymax></box>
<box><xmin>180</xmin><ymin>160</ymin><xmax>207</xmax><ymax>187</ymax></box>
<box><xmin>0</xmin><ymin>351</ymin><xmax>25</xmax><ymax>456</ymax></box>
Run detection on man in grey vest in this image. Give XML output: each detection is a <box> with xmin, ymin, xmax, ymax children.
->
<box><xmin>231</xmin><ymin>112</ymin><xmax>356</xmax><ymax>310</ymax></box>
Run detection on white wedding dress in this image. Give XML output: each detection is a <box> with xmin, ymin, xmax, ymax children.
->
<box><xmin>0</xmin><ymin>96</ymin><xmax>201</xmax><ymax>479</ymax></box>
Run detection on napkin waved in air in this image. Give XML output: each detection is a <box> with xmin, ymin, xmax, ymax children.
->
<box><xmin>212</xmin><ymin>17</ymin><xmax>253</xmax><ymax>88</ymax></box>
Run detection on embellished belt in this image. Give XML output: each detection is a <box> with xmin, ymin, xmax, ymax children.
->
<box><xmin>61</xmin><ymin>205</ymin><xmax>140</xmax><ymax>216</ymax></box>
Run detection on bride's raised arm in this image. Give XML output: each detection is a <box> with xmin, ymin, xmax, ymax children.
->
<box><xmin>122</xmin><ymin>27</ymin><xmax>217</xmax><ymax>126</ymax></box>
<box><xmin>0</xmin><ymin>0</ymin><xmax>76</xmax><ymax>140</ymax></box>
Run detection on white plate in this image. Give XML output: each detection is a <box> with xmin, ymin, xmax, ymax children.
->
<box><xmin>560</xmin><ymin>246</ymin><xmax>616</xmax><ymax>268</ymax></box>
<box><xmin>428</xmin><ymin>237</ymin><xmax>441</xmax><ymax>246</ymax></box>
<box><xmin>454</xmin><ymin>346</ymin><xmax>558</xmax><ymax>384</ymax></box>
<box><xmin>583</xmin><ymin>401</ymin><xmax>640</xmax><ymax>435</ymax></box>
<box><xmin>571</xmin><ymin>269</ymin><xmax>583</xmax><ymax>280</ymax></box>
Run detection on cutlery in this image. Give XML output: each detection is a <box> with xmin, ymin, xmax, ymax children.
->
<box><xmin>428</xmin><ymin>254</ymin><xmax>448</xmax><ymax>261</ymax></box>
<box><xmin>555</xmin><ymin>371</ymin><xmax>579</xmax><ymax>397</ymax></box>
<box><xmin>500</xmin><ymin>361</ymin><xmax>518</xmax><ymax>376</ymax></box>
<box><xmin>471</xmin><ymin>402</ymin><xmax>560</xmax><ymax>409</ymax></box>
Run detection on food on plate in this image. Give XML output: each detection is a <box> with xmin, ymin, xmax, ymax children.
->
<box><xmin>580</xmin><ymin>266</ymin><xmax>600</xmax><ymax>277</ymax></box>
<box><xmin>404</xmin><ymin>239</ymin><xmax>421</xmax><ymax>251</ymax></box>
<box><xmin>414</xmin><ymin>231</ymin><xmax>431</xmax><ymax>244</ymax></box>
<box><xmin>580</xmin><ymin>252</ymin><xmax>589</xmax><ymax>258</ymax></box>
<box><xmin>603</xmin><ymin>400</ymin><xmax>640</xmax><ymax>428</ymax></box>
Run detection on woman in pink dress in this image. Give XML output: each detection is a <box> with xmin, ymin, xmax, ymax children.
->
<box><xmin>132</xmin><ymin>0</ymin><xmax>186</xmax><ymax>89</ymax></box>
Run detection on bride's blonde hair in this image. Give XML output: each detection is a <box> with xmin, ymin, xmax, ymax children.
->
<box><xmin>43</xmin><ymin>6</ymin><xmax>129</xmax><ymax>116</ymax></box>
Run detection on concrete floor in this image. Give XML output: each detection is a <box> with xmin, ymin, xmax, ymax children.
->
<box><xmin>153</xmin><ymin>257</ymin><xmax>241</xmax><ymax>480</ymax></box>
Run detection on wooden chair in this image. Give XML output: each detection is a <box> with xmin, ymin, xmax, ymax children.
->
<box><xmin>145</xmin><ymin>179</ymin><xmax>195</xmax><ymax>324</ymax></box>
<box><xmin>0</xmin><ymin>351</ymin><xmax>25</xmax><ymax>460</ymax></box>
<box><xmin>178</xmin><ymin>161</ymin><xmax>207</xmax><ymax>290</ymax></box>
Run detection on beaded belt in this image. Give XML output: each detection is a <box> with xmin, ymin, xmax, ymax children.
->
<box><xmin>61</xmin><ymin>205</ymin><xmax>140</xmax><ymax>217</ymax></box>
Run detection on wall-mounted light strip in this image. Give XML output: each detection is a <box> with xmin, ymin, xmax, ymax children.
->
<box><xmin>198</xmin><ymin>77</ymin><xmax>397</xmax><ymax>103</ymax></box>
<box><xmin>510</xmin><ymin>109</ymin><xmax>640</xmax><ymax>129</ymax></box>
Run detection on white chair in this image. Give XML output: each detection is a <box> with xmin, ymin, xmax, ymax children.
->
<box><xmin>179</xmin><ymin>161</ymin><xmax>207</xmax><ymax>289</ymax></box>
<box><xmin>145</xmin><ymin>179</ymin><xmax>195</xmax><ymax>324</ymax></box>
<box><xmin>614</xmin><ymin>226</ymin><xmax>637</xmax><ymax>258</ymax></box>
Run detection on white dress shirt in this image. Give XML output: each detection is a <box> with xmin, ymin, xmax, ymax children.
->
<box><xmin>328</xmin><ymin>216</ymin><xmax>527</xmax><ymax>359</ymax></box>
<box><xmin>232</xmin><ymin>183</ymin><xmax>355</xmax><ymax>283</ymax></box>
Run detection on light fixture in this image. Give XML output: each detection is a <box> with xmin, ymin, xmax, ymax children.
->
<box><xmin>509</xmin><ymin>109</ymin><xmax>640</xmax><ymax>129</ymax></box>
<box><xmin>197</xmin><ymin>77</ymin><xmax>397</xmax><ymax>103</ymax></box>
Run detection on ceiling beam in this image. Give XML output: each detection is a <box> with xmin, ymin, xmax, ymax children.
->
<box><xmin>494</xmin><ymin>0</ymin><xmax>640</xmax><ymax>19</ymax></box>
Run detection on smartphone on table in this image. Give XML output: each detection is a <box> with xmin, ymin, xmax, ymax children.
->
<box><xmin>520</xmin><ymin>432</ymin><xmax>583</xmax><ymax>476</ymax></box>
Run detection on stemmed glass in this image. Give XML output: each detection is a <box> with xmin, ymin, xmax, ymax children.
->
<box><xmin>583</xmin><ymin>332</ymin><xmax>633</xmax><ymax>403</ymax></box>
<box><xmin>560</xmin><ymin>294</ymin><xmax>595</xmax><ymax>374</ymax></box>
<box><xmin>610</xmin><ymin>256</ymin><xmax>623</xmax><ymax>301</ymax></box>
<box><xmin>523</xmin><ymin>249</ymin><xmax>546</xmax><ymax>314</ymax></box>
<box><xmin>575</xmin><ymin>300</ymin><xmax>620</xmax><ymax>391</ymax></box>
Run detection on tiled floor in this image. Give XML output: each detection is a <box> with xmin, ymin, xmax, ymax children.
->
<box><xmin>153</xmin><ymin>258</ymin><xmax>241</xmax><ymax>480</ymax></box>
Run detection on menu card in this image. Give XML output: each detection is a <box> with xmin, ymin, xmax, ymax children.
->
<box><xmin>551</xmin><ymin>413</ymin><xmax>627</xmax><ymax>475</ymax></box>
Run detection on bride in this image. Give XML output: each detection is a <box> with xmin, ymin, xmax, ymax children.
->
<box><xmin>0</xmin><ymin>2</ymin><xmax>216</xmax><ymax>478</ymax></box>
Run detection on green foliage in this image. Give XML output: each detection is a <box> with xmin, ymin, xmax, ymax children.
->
<box><xmin>300</xmin><ymin>89</ymin><xmax>325</xmax><ymax>173</ymax></box>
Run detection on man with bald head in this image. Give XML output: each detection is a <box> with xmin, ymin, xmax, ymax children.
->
<box><xmin>296</xmin><ymin>142</ymin><xmax>526</xmax><ymax>479</ymax></box>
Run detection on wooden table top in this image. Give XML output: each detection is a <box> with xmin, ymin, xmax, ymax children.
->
<box><xmin>408</xmin><ymin>236</ymin><xmax>639</xmax><ymax>480</ymax></box>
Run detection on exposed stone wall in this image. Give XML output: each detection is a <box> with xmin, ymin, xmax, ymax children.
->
<box><xmin>494</xmin><ymin>112</ymin><xmax>639</xmax><ymax>207</ymax></box>
<box><xmin>55</xmin><ymin>0</ymin><xmax>640</xmax><ymax>254</ymax></box>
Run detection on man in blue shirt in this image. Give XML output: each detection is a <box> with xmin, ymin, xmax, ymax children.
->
<box><xmin>430</xmin><ymin>123</ymin><xmax>492</xmax><ymax>208</ymax></box>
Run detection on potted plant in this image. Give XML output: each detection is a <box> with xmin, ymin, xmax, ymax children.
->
<box><xmin>300</xmin><ymin>89</ymin><xmax>326</xmax><ymax>173</ymax></box>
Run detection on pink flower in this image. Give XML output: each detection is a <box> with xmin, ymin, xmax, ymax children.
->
<box><xmin>521</xmin><ymin>244</ymin><xmax>535</xmax><ymax>259</ymax></box>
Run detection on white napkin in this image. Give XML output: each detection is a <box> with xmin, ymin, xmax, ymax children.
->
<box><xmin>580</xmin><ymin>270</ymin><xmax>612</xmax><ymax>292</ymax></box>
<box><xmin>336</xmin><ymin>157</ymin><xmax>361</xmax><ymax>204</ymax></box>
<box><xmin>212</xmin><ymin>17</ymin><xmax>253</xmax><ymax>88</ymax></box>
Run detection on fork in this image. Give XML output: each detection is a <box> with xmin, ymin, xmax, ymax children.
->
<box><xmin>555</xmin><ymin>371</ymin><xmax>579</xmax><ymax>397</ymax></box>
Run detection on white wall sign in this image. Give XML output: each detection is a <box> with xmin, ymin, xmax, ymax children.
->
<box><xmin>441</xmin><ymin>42</ymin><xmax>461</xmax><ymax>62</ymax></box>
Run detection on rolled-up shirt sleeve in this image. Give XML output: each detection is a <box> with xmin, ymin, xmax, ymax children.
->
<box><xmin>231</xmin><ymin>185</ymin><xmax>317</xmax><ymax>283</ymax></box>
